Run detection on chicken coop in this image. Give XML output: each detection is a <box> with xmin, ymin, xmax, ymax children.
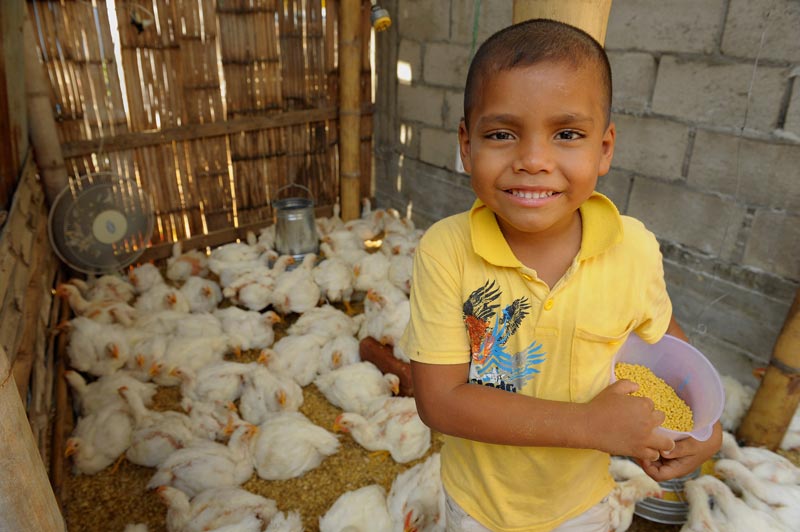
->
<box><xmin>2</xmin><ymin>1</ymin><xmax>800</xmax><ymax>531</ymax></box>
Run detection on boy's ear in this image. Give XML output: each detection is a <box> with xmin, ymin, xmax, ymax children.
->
<box><xmin>458</xmin><ymin>119</ymin><xmax>472</xmax><ymax>174</ymax></box>
<box><xmin>598</xmin><ymin>121</ymin><xmax>616</xmax><ymax>177</ymax></box>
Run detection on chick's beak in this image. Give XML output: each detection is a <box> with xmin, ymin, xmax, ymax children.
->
<box><xmin>64</xmin><ymin>439</ymin><xmax>77</xmax><ymax>457</ymax></box>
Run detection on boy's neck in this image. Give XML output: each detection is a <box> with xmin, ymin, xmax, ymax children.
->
<box><xmin>499</xmin><ymin>211</ymin><xmax>583</xmax><ymax>289</ymax></box>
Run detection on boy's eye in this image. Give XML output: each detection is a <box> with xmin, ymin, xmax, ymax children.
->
<box><xmin>486</xmin><ymin>131</ymin><xmax>514</xmax><ymax>141</ymax></box>
<box><xmin>556</xmin><ymin>130</ymin><xmax>582</xmax><ymax>140</ymax></box>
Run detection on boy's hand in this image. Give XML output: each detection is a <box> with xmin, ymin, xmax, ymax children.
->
<box><xmin>637</xmin><ymin>421</ymin><xmax>722</xmax><ymax>482</ymax></box>
<box><xmin>585</xmin><ymin>380</ymin><xmax>676</xmax><ymax>462</ymax></box>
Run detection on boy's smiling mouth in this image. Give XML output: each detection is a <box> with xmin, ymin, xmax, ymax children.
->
<box><xmin>508</xmin><ymin>189</ymin><xmax>557</xmax><ymax>200</ymax></box>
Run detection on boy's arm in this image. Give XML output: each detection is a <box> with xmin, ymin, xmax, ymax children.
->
<box><xmin>637</xmin><ymin>315</ymin><xmax>724</xmax><ymax>481</ymax></box>
<box><xmin>411</xmin><ymin>359</ymin><xmax>676</xmax><ymax>462</ymax></box>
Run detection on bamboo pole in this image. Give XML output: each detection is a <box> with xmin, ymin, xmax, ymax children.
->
<box><xmin>0</xmin><ymin>346</ymin><xmax>65</xmax><ymax>531</ymax></box>
<box><xmin>338</xmin><ymin>0</ymin><xmax>361</xmax><ymax>221</ymax></box>
<box><xmin>23</xmin><ymin>8</ymin><xmax>68</xmax><ymax>205</ymax></box>
<box><xmin>738</xmin><ymin>287</ymin><xmax>800</xmax><ymax>449</ymax></box>
<box><xmin>512</xmin><ymin>0</ymin><xmax>613</xmax><ymax>45</ymax></box>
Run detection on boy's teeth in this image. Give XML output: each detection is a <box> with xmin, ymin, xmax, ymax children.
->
<box><xmin>511</xmin><ymin>190</ymin><xmax>554</xmax><ymax>199</ymax></box>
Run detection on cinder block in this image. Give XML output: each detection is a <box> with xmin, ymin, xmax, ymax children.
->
<box><xmin>612</xmin><ymin>114</ymin><xmax>690</xmax><ymax>181</ymax></box>
<box><xmin>396</xmin><ymin>157</ymin><xmax>475</xmax><ymax>227</ymax></box>
<box><xmin>397</xmin><ymin>0</ymin><xmax>450</xmax><ymax>41</ymax></box>
<box><xmin>744</xmin><ymin>209</ymin><xmax>800</xmax><ymax>279</ymax></box>
<box><xmin>420</xmin><ymin>127</ymin><xmax>460</xmax><ymax>170</ymax></box>
<box><xmin>397</xmin><ymin>84</ymin><xmax>444</xmax><ymax>127</ymax></box>
<box><xmin>423</xmin><ymin>42</ymin><xmax>471</xmax><ymax>87</ymax></box>
<box><xmin>397</xmin><ymin>39</ymin><xmax>422</xmax><ymax>85</ymax></box>
<box><xmin>397</xmin><ymin>121</ymin><xmax>421</xmax><ymax>159</ymax></box>
<box><xmin>688</xmin><ymin>129</ymin><xmax>800</xmax><ymax>211</ymax></box>
<box><xmin>628</xmin><ymin>178</ymin><xmax>744</xmax><ymax>258</ymax></box>
<box><xmin>608</xmin><ymin>51</ymin><xmax>657</xmax><ymax>113</ymax></box>
<box><xmin>722</xmin><ymin>0</ymin><xmax>800</xmax><ymax>63</ymax></box>
<box><xmin>450</xmin><ymin>0</ymin><xmax>512</xmax><ymax>45</ymax></box>
<box><xmin>652</xmin><ymin>56</ymin><xmax>787</xmax><ymax>132</ymax></box>
<box><xmin>444</xmin><ymin>89</ymin><xmax>464</xmax><ymax>130</ymax></box>
<box><xmin>596</xmin><ymin>168</ymin><xmax>632</xmax><ymax>212</ymax></box>
<box><xmin>606</xmin><ymin>0</ymin><xmax>725</xmax><ymax>54</ymax></box>
<box><xmin>664</xmin><ymin>258</ymin><xmax>790</xmax><ymax>364</ymax></box>
<box><xmin>783</xmin><ymin>83</ymin><xmax>800</xmax><ymax>137</ymax></box>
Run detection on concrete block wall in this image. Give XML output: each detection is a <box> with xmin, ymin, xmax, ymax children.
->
<box><xmin>373</xmin><ymin>0</ymin><xmax>800</xmax><ymax>385</ymax></box>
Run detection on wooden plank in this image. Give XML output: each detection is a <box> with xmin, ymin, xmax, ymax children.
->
<box><xmin>0</xmin><ymin>0</ymin><xmax>28</xmax><ymax>210</ymax></box>
<box><xmin>0</xmin><ymin>346</ymin><xmax>65</xmax><ymax>531</ymax></box>
<box><xmin>49</xmin><ymin>295</ymin><xmax>70</xmax><ymax>515</ymax></box>
<box><xmin>12</xmin><ymin>205</ymin><xmax>50</xmax><ymax>401</ymax></box>
<box><xmin>61</xmin><ymin>107</ymin><xmax>338</xmax><ymax>157</ymax></box>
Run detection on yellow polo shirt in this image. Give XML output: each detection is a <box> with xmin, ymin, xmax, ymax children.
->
<box><xmin>400</xmin><ymin>192</ymin><xmax>672</xmax><ymax>531</ymax></box>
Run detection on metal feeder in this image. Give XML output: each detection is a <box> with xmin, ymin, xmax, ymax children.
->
<box><xmin>272</xmin><ymin>184</ymin><xmax>319</xmax><ymax>265</ymax></box>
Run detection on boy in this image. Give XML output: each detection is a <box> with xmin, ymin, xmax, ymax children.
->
<box><xmin>400</xmin><ymin>19</ymin><xmax>722</xmax><ymax>532</ymax></box>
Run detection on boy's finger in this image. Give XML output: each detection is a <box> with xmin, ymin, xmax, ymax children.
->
<box><xmin>611</xmin><ymin>379</ymin><xmax>639</xmax><ymax>395</ymax></box>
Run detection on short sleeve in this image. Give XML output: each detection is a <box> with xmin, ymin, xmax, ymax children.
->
<box><xmin>632</xmin><ymin>224</ymin><xmax>673</xmax><ymax>343</ymax></box>
<box><xmin>399</xmin><ymin>224</ymin><xmax>471</xmax><ymax>364</ymax></box>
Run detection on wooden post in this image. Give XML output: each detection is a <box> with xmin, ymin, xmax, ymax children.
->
<box><xmin>0</xmin><ymin>346</ymin><xmax>65</xmax><ymax>531</ymax></box>
<box><xmin>339</xmin><ymin>0</ymin><xmax>362</xmax><ymax>221</ymax></box>
<box><xmin>23</xmin><ymin>8</ymin><xmax>68</xmax><ymax>206</ymax></box>
<box><xmin>512</xmin><ymin>0</ymin><xmax>613</xmax><ymax>45</ymax></box>
<box><xmin>738</xmin><ymin>288</ymin><xmax>800</xmax><ymax>449</ymax></box>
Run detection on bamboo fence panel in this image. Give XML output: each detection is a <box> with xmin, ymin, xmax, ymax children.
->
<box><xmin>27</xmin><ymin>0</ymin><xmax>361</xmax><ymax>250</ymax></box>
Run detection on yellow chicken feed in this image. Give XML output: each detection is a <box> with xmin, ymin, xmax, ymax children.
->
<box><xmin>615</xmin><ymin>362</ymin><xmax>694</xmax><ymax>432</ymax></box>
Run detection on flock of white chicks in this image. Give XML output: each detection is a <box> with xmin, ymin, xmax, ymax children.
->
<box><xmin>60</xmin><ymin>202</ymin><xmax>446</xmax><ymax>532</ymax></box>
<box><xmin>58</xmin><ymin>199</ymin><xmax>800</xmax><ymax>532</ymax></box>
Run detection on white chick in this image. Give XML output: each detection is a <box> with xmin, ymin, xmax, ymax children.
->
<box><xmin>387</xmin><ymin>253</ymin><xmax>413</xmax><ymax>295</ymax></box>
<box><xmin>315</xmin><ymin>202</ymin><xmax>345</xmax><ymax>238</ymax></box>
<box><xmin>183</xmin><ymin>398</ymin><xmax>246</xmax><ymax>442</ymax></box>
<box><xmin>780</xmin><ymin>409</ymin><xmax>800</xmax><ymax>451</ymax></box>
<box><xmin>175</xmin><ymin>360</ymin><xmax>252</xmax><ymax>404</ymax></box>
<box><xmin>213</xmin><ymin>307</ymin><xmax>281</xmax><ymax>351</ymax></box>
<box><xmin>314</xmin><ymin>361</ymin><xmax>399</xmax><ymax>415</ymax></box>
<box><xmin>261</xmin><ymin>332</ymin><xmax>327</xmax><ymax>386</ymax></box>
<box><xmin>333</xmin><ymin>396</ymin><xmax>431</xmax><ymax>463</ymax></box>
<box><xmin>387</xmin><ymin>452</ymin><xmax>445</xmax><ymax>532</ymax></box>
<box><xmin>156</xmin><ymin>334</ymin><xmax>236</xmax><ymax>386</ymax></box>
<box><xmin>258</xmin><ymin>223</ymin><xmax>276</xmax><ymax>250</ymax></box>
<box><xmin>251</xmin><ymin>411</ymin><xmax>340</xmax><ymax>480</ymax></box>
<box><xmin>157</xmin><ymin>485</ymin><xmax>278</xmax><ymax>532</ymax></box>
<box><xmin>358</xmin><ymin>285</ymin><xmax>410</xmax><ymax>347</ymax></box>
<box><xmin>126</xmin><ymin>334</ymin><xmax>169</xmax><ymax>380</ymax></box>
<box><xmin>313</xmin><ymin>255</ymin><xmax>355</xmax><ymax>310</ymax></box>
<box><xmin>288</xmin><ymin>304</ymin><xmax>360</xmax><ymax>341</ymax></box>
<box><xmin>608</xmin><ymin>470</ymin><xmax>662</xmax><ymax>532</ymax></box>
<box><xmin>129</xmin><ymin>262</ymin><xmax>165</xmax><ymax>293</ymax></box>
<box><xmin>65</xmin><ymin>402</ymin><xmax>134</xmax><ymax>475</ymax></box>
<box><xmin>681</xmin><ymin>475</ymin><xmax>725</xmax><ymax>532</ymax></box>
<box><xmin>65</xmin><ymin>317</ymin><xmax>130</xmax><ymax>376</ymax></box>
<box><xmin>56</xmin><ymin>283</ymin><xmax>136</xmax><ymax>325</ymax></box>
<box><xmin>147</xmin><ymin>423</ymin><xmax>258</xmax><ymax>497</ymax></box>
<box><xmin>689</xmin><ymin>472</ymin><xmax>789</xmax><ymax>532</ymax></box>
<box><xmin>135</xmin><ymin>284</ymin><xmax>191</xmax><ymax>314</ymax></box>
<box><xmin>352</xmin><ymin>251</ymin><xmax>391</xmax><ymax>293</ymax></box>
<box><xmin>172</xmin><ymin>312</ymin><xmax>225</xmax><ymax>339</ymax></box>
<box><xmin>319</xmin><ymin>484</ymin><xmax>393</xmax><ymax>532</ymax></box>
<box><xmin>239</xmin><ymin>364</ymin><xmax>303</xmax><ymax>425</ymax></box>
<box><xmin>720</xmin><ymin>431</ymin><xmax>800</xmax><ymax>484</ymax></box>
<box><xmin>265</xmin><ymin>510</ymin><xmax>304</xmax><ymax>532</ymax></box>
<box><xmin>714</xmin><ymin>458</ymin><xmax>800</xmax><ymax>528</ymax></box>
<box><xmin>179</xmin><ymin>276</ymin><xmax>222</xmax><ymax>313</ymax></box>
<box><xmin>65</xmin><ymin>369</ymin><xmax>157</xmax><ymax>416</ymax></box>
<box><xmin>720</xmin><ymin>375</ymin><xmax>756</xmax><ymax>432</ymax></box>
<box><xmin>120</xmin><ymin>385</ymin><xmax>198</xmax><ymax>468</ymax></box>
<box><xmin>318</xmin><ymin>334</ymin><xmax>362</xmax><ymax>374</ymax></box>
<box><xmin>69</xmin><ymin>274</ymin><xmax>136</xmax><ymax>303</ymax></box>
<box><xmin>269</xmin><ymin>253</ymin><xmax>321</xmax><ymax>315</ymax></box>
<box><xmin>166</xmin><ymin>241</ymin><xmax>209</xmax><ymax>282</ymax></box>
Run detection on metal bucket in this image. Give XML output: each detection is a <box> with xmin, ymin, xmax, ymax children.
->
<box><xmin>272</xmin><ymin>184</ymin><xmax>319</xmax><ymax>262</ymax></box>
<box><xmin>633</xmin><ymin>465</ymin><xmax>701</xmax><ymax>525</ymax></box>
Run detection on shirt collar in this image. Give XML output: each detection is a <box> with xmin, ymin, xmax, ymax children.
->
<box><xmin>469</xmin><ymin>192</ymin><xmax>624</xmax><ymax>266</ymax></box>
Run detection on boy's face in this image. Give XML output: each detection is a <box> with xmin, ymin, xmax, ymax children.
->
<box><xmin>459</xmin><ymin>60</ymin><xmax>615</xmax><ymax>242</ymax></box>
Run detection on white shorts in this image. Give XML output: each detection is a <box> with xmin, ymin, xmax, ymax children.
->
<box><xmin>444</xmin><ymin>490</ymin><xmax>611</xmax><ymax>532</ymax></box>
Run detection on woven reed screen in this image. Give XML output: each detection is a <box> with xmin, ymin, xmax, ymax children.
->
<box><xmin>28</xmin><ymin>0</ymin><xmax>372</xmax><ymax>246</ymax></box>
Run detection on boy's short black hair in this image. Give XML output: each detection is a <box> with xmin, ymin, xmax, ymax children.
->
<box><xmin>463</xmin><ymin>18</ymin><xmax>612</xmax><ymax>129</ymax></box>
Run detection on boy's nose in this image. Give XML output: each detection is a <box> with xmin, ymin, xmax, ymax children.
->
<box><xmin>512</xmin><ymin>138</ymin><xmax>555</xmax><ymax>174</ymax></box>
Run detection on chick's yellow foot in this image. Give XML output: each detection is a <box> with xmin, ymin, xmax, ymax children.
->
<box><xmin>109</xmin><ymin>453</ymin><xmax>126</xmax><ymax>474</ymax></box>
<box><xmin>368</xmin><ymin>450</ymin><xmax>392</xmax><ymax>462</ymax></box>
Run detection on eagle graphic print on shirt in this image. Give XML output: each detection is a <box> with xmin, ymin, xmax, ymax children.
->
<box><xmin>462</xmin><ymin>280</ymin><xmax>546</xmax><ymax>392</ymax></box>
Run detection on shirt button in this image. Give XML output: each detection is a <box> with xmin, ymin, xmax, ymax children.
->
<box><xmin>521</xmin><ymin>273</ymin><xmax>533</xmax><ymax>281</ymax></box>
<box><xmin>544</xmin><ymin>299</ymin><xmax>554</xmax><ymax>310</ymax></box>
